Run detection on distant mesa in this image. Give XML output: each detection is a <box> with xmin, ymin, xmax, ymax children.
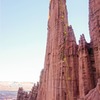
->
<box><xmin>0</xmin><ymin>81</ymin><xmax>33</xmax><ymax>91</ymax></box>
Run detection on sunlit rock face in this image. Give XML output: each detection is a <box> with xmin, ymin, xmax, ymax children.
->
<box><xmin>17</xmin><ymin>0</ymin><xmax>100</xmax><ymax>100</ymax></box>
<box><xmin>36</xmin><ymin>0</ymin><xmax>79</xmax><ymax>100</ymax></box>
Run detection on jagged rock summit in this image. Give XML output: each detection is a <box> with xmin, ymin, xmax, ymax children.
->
<box><xmin>17</xmin><ymin>0</ymin><xmax>100</xmax><ymax>100</ymax></box>
<box><xmin>17</xmin><ymin>83</ymin><xmax>39</xmax><ymax>100</ymax></box>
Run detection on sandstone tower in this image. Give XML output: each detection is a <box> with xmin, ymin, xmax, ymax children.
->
<box><xmin>17</xmin><ymin>0</ymin><xmax>100</xmax><ymax>100</ymax></box>
<box><xmin>89</xmin><ymin>0</ymin><xmax>100</xmax><ymax>80</ymax></box>
<box><xmin>37</xmin><ymin>0</ymin><xmax>78</xmax><ymax>100</ymax></box>
<box><xmin>78</xmin><ymin>0</ymin><xmax>100</xmax><ymax>98</ymax></box>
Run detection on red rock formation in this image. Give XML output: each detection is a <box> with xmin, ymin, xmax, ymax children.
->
<box><xmin>78</xmin><ymin>34</ymin><xmax>95</xmax><ymax>98</ymax></box>
<box><xmin>89</xmin><ymin>0</ymin><xmax>100</xmax><ymax>80</ymax></box>
<box><xmin>66</xmin><ymin>26</ymin><xmax>79</xmax><ymax>99</ymax></box>
<box><xmin>83</xmin><ymin>79</ymin><xmax>100</xmax><ymax>100</ymax></box>
<box><xmin>17</xmin><ymin>83</ymin><xmax>39</xmax><ymax>100</ymax></box>
<box><xmin>17</xmin><ymin>87</ymin><xmax>27</xmax><ymax>100</ymax></box>
<box><xmin>37</xmin><ymin>0</ymin><xmax>79</xmax><ymax>100</ymax></box>
<box><xmin>17</xmin><ymin>0</ymin><xmax>100</xmax><ymax>100</ymax></box>
<box><xmin>78</xmin><ymin>0</ymin><xmax>100</xmax><ymax>98</ymax></box>
<box><xmin>28</xmin><ymin>83</ymin><xmax>39</xmax><ymax>100</ymax></box>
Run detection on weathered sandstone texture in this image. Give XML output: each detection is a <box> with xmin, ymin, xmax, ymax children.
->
<box><xmin>17</xmin><ymin>0</ymin><xmax>100</xmax><ymax>100</ymax></box>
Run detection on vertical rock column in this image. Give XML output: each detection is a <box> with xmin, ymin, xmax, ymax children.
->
<box><xmin>78</xmin><ymin>35</ymin><xmax>94</xmax><ymax>97</ymax></box>
<box><xmin>37</xmin><ymin>0</ymin><xmax>78</xmax><ymax>100</ymax></box>
<box><xmin>66</xmin><ymin>26</ymin><xmax>79</xmax><ymax>100</ymax></box>
<box><xmin>37</xmin><ymin>0</ymin><xmax>79</xmax><ymax>100</ymax></box>
<box><xmin>89</xmin><ymin>0</ymin><xmax>100</xmax><ymax>80</ymax></box>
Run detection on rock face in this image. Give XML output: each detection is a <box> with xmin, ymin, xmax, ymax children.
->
<box><xmin>17</xmin><ymin>0</ymin><xmax>100</xmax><ymax>100</ymax></box>
<box><xmin>36</xmin><ymin>0</ymin><xmax>79</xmax><ymax>100</ymax></box>
<box><xmin>84</xmin><ymin>79</ymin><xmax>100</xmax><ymax>100</ymax></box>
<box><xmin>78</xmin><ymin>0</ymin><xmax>100</xmax><ymax>98</ymax></box>
<box><xmin>89</xmin><ymin>0</ymin><xmax>100</xmax><ymax>80</ymax></box>
<box><xmin>78</xmin><ymin>34</ymin><xmax>95</xmax><ymax>98</ymax></box>
<box><xmin>17</xmin><ymin>83</ymin><xmax>39</xmax><ymax>100</ymax></box>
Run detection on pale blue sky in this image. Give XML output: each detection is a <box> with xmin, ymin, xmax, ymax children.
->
<box><xmin>0</xmin><ymin>0</ymin><xmax>90</xmax><ymax>82</ymax></box>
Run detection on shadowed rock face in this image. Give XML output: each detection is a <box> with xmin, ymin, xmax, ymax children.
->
<box><xmin>79</xmin><ymin>79</ymin><xmax>100</xmax><ymax>100</ymax></box>
<box><xmin>17</xmin><ymin>0</ymin><xmax>100</xmax><ymax>100</ymax></box>
<box><xmin>17</xmin><ymin>83</ymin><xmax>39</xmax><ymax>100</ymax></box>
<box><xmin>89</xmin><ymin>0</ymin><xmax>100</xmax><ymax>80</ymax></box>
<box><xmin>17</xmin><ymin>87</ymin><xmax>28</xmax><ymax>100</ymax></box>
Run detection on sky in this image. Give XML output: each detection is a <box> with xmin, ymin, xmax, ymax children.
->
<box><xmin>0</xmin><ymin>0</ymin><xmax>90</xmax><ymax>82</ymax></box>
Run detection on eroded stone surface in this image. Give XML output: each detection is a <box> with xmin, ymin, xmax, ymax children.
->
<box><xmin>17</xmin><ymin>0</ymin><xmax>100</xmax><ymax>100</ymax></box>
<box><xmin>79</xmin><ymin>79</ymin><xmax>100</xmax><ymax>100</ymax></box>
<box><xmin>17</xmin><ymin>83</ymin><xmax>39</xmax><ymax>100</ymax></box>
